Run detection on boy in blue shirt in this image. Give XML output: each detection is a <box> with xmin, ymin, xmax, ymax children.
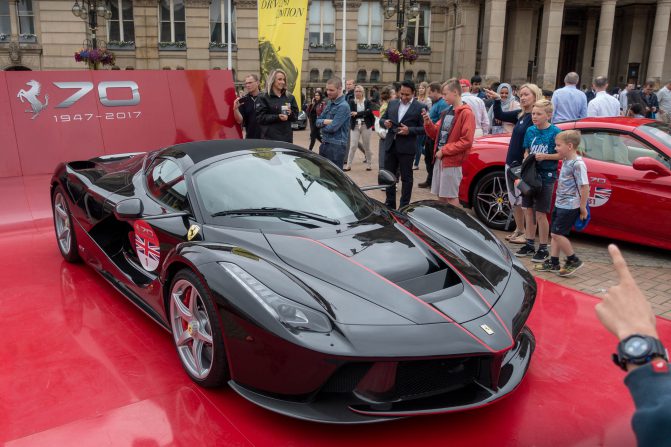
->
<box><xmin>515</xmin><ymin>99</ymin><xmax>561</xmax><ymax>262</ymax></box>
<box><xmin>535</xmin><ymin>130</ymin><xmax>589</xmax><ymax>275</ymax></box>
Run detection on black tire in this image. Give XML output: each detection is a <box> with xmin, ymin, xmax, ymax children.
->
<box><xmin>52</xmin><ymin>185</ymin><xmax>81</xmax><ymax>262</ymax></box>
<box><xmin>472</xmin><ymin>170</ymin><xmax>515</xmax><ymax>231</ymax></box>
<box><xmin>169</xmin><ymin>269</ymin><xmax>229</xmax><ymax>388</ymax></box>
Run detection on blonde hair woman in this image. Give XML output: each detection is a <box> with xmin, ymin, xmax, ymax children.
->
<box><xmin>414</xmin><ymin>81</ymin><xmax>432</xmax><ymax>169</ymax></box>
<box><xmin>484</xmin><ymin>83</ymin><xmax>543</xmax><ymax>243</ymax></box>
<box><xmin>344</xmin><ymin>85</ymin><xmax>374</xmax><ymax>171</ymax></box>
<box><xmin>255</xmin><ymin>68</ymin><xmax>299</xmax><ymax>143</ymax></box>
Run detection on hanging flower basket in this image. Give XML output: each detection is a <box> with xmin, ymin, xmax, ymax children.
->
<box><xmin>74</xmin><ymin>48</ymin><xmax>116</xmax><ymax>67</ymax></box>
<box><xmin>383</xmin><ymin>48</ymin><xmax>402</xmax><ymax>64</ymax></box>
<box><xmin>383</xmin><ymin>46</ymin><xmax>419</xmax><ymax>65</ymax></box>
<box><xmin>402</xmin><ymin>46</ymin><xmax>418</xmax><ymax>64</ymax></box>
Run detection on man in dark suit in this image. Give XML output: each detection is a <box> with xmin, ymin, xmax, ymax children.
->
<box><xmin>379</xmin><ymin>80</ymin><xmax>427</xmax><ymax>209</ymax></box>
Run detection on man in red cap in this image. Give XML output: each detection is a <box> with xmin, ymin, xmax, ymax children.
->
<box><xmin>460</xmin><ymin>78</ymin><xmax>490</xmax><ymax>137</ymax></box>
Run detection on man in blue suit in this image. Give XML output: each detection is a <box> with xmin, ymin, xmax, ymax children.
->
<box><xmin>379</xmin><ymin>80</ymin><xmax>428</xmax><ymax>209</ymax></box>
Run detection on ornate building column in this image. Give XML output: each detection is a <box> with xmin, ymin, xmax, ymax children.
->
<box><xmin>133</xmin><ymin>0</ymin><xmax>160</xmax><ymax>69</ymax></box>
<box><xmin>647</xmin><ymin>0</ymin><xmax>671</xmax><ymax>85</ymax></box>
<box><xmin>481</xmin><ymin>0</ymin><xmax>507</xmax><ymax>83</ymax></box>
<box><xmin>502</xmin><ymin>0</ymin><xmax>535</xmax><ymax>86</ymax></box>
<box><xmin>185</xmin><ymin>0</ymin><xmax>210</xmax><ymax>69</ymax></box>
<box><xmin>455</xmin><ymin>0</ymin><xmax>480</xmax><ymax>78</ymax></box>
<box><xmin>536</xmin><ymin>0</ymin><xmax>565</xmax><ymax>90</ymax></box>
<box><xmin>580</xmin><ymin>8</ymin><xmax>598</xmax><ymax>87</ymax></box>
<box><xmin>593</xmin><ymin>0</ymin><xmax>616</xmax><ymax>77</ymax></box>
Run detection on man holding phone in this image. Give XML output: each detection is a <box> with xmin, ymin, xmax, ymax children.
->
<box><xmin>379</xmin><ymin>80</ymin><xmax>427</xmax><ymax>209</ymax></box>
<box><xmin>234</xmin><ymin>74</ymin><xmax>262</xmax><ymax>139</ymax></box>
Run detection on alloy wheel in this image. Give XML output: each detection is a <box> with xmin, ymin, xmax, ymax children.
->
<box><xmin>170</xmin><ymin>279</ymin><xmax>215</xmax><ymax>380</ymax></box>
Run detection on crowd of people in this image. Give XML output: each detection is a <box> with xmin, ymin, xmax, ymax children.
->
<box><xmin>233</xmin><ymin>71</ymin><xmax>670</xmax><ymax>271</ymax></box>
<box><xmin>231</xmin><ymin>68</ymin><xmax>670</xmax><ymax>446</ymax></box>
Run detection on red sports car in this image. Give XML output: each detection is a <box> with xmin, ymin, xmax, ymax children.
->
<box><xmin>460</xmin><ymin>118</ymin><xmax>671</xmax><ymax>250</ymax></box>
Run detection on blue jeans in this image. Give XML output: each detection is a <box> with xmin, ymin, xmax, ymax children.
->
<box><xmin>319</xmin><ymin>142</ymin><xmax>347</xmax><ymax>169</ymax></box>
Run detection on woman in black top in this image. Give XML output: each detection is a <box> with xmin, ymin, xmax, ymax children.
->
<box><xmin>256</xmin><ymin>69</ymin><xmax>299</xmax><ymax>143</ymax></box>
<box><xmin>307</xmin><ymin>91</ymin><xmax>326</xmax><ymax>151</ymax></box>
<box><xmin>485</xmin><ymin>83</ymin><xmax>544</xmax><ymax>243</ymax></box>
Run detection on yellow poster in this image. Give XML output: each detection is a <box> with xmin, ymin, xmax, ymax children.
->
<box><xmin>258</xmin><ymin>0</ymin><xmax>308</xmax><ymax>108</ymax></box>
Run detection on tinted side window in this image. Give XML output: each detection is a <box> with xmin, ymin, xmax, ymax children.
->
<box><xmin>146</xmin><ymin>158</ymin><xmax>189</xmax><ymax>211</ymax></box>
<box><xmin>580</xmin><ymin>131</ymin><xmax>669</xmax><ymax>168</ymax></box>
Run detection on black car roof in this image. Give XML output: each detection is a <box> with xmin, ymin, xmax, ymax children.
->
<box><xmin>159</xmin><ymin>139</ymin><xmax>306</xmax><ymax>166</ymax></box>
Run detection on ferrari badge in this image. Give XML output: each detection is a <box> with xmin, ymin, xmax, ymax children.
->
<box><xmin>480</xmin><ymin>324</ymin><xmax>495</xmax><ymax>335</ymax></box>
<box><xmin>187</xmin><ymin>225</ymin><xmax>200</xmax><ymax>241</ymax></box>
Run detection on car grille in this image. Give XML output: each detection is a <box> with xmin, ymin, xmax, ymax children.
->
<box><xmin>320</xmin><ymin>357</ymin><xmax>481</xmax><ymax>403</ymax></box>
<box><xmin>321</xmin><ymin>363</ymin><xmax>372</xmax><ymax>393</ymax></box>
<box><xmin>392</xmin><ymin>358</ymin><xmax>478</xmax><ymax>401</ymax></box>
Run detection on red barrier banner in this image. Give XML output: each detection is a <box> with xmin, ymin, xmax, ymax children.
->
<box><xmin>0</xmin><ymin>70</ymin><xmax>241</xmax><ymax>178</ymax></box>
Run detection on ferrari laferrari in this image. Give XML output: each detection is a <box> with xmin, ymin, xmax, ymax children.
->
<box><xmin>50</xmin><ymin>139</ymin><xmax>536</xmax><ymax>423</ymax></box>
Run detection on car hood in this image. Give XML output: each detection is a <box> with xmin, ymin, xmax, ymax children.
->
<box><xmin>263</xmin><ymin>218</ymin><xmax>511</xmax><ymax>325</ymax></box>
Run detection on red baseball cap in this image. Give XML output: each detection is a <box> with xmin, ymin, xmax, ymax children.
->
<box><xmin>459</xmin><ymin>79</ymin><xmax>471</xmax><ymax>88</ymax></box>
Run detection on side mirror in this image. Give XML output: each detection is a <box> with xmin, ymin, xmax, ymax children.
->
<box><xmin>360</xmin><ymin>169</ymin><xmax>397</xmax><ymax>191</ymax></box>
<box><xmin>378</xmin><ymin>169</ymin><xmax>397</xmax><ymax>186</ymax></box>
<box><xmin>632</xmin><ymin>157</ymin><xmax>671</xmax><ymax>176</ymax></box>
<box><xmin>114</xmin><ymin>198</ymin><xmax>143</xmax><ymax>219</ymax></box>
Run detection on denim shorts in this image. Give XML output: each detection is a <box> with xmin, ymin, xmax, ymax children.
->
<box><xmin>522</xmin><ymin>180</ymin><xmax>555</xmax><ymax>213</ymax></box>
<box><xmin>551</xmin><ymin>207</ymin><xmax>580</xmax><ymax>236</ymax></box>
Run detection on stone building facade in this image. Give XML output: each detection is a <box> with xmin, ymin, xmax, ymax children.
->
<box><xmin>1</xmin><ymin>0</ymin><xmax>670</xmax><ymax>91</ymax></box>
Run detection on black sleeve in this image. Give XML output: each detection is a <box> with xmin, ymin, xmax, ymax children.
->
<box><xmin>255</xmin><ymin>94</ymin><xmax>279</xmax><ymax>125</ymax></box>
<box><xmin>289</xmin><ymin>95</ymin><xmax>299</xmax><ymax>122</ymax></box>
<box><xmin>493</xmin><ymin>100</ymin><xmax>521</xmax><ymax>124</ymax></box>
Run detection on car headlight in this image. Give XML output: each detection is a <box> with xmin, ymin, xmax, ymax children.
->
<box><xmin>220</xmin><ymin>262</ymin><xmax>332</xmax><ymax>333</ymax></box>
<box><xmin>298</xmin><ymin>111</ymin><xmax>307</xmax><ymax>120</ymax></box>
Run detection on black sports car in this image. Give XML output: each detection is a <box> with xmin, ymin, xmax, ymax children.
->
<box><xmin>50</xmin><ymin>139</ymin><xmax>536</xmax><ymax>423</ymax></box>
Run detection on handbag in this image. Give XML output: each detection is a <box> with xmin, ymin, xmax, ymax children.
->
<box><xmin>374</xmin><ymin>116</ymin><xmax>388</xmax><ymax>139</ymax></box>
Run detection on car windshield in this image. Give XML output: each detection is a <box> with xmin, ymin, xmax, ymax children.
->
<box><xmin>194</xmin><ymin>150</ymin><xmax>374</xmax><ymax>226</ymax></box>
<box><xmin>639</xmin><ymin>122</ymin><xmax>671</xmax><ymax>153</ymax></box>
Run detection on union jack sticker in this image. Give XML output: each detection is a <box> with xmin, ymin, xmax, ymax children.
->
<box><xmin>134</xmin><ymin>220</ymin><xmax>160</xmax><ymax>271</ymax></box>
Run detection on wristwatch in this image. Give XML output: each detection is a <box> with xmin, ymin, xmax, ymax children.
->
<box><xmin>613</xmin><ymin>334</ymin><xmax>669</xmax><ymax>371</ymax></box>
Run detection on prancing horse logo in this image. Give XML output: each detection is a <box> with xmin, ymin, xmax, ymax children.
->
<box><xmin>17</xmin><ymin>80</ymin><xmax>49</xmax><ymax>119</ymax></box>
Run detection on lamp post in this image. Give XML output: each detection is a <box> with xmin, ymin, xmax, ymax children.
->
<box><xmin>71</xmin><ymin>0</ymin><xmax>112</xmax><ymax>68</ymax></box>
<box><xmin>384</xmin><ymin>0</ymin><xmax>420</xmax><ymax>82</ymax></box>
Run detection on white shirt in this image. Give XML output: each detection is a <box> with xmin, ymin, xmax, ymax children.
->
<box><xmin>461</xmin><ymin>93</ymin><xmax>490</xmax><ymax>133</ymax></box>
<box><xmin>398</xmin><ymin>98</ymin><xmax>413</xmax><ymax>122</ymax></box>
<box><xmin>657</xmin><ymin>86</ymin><xmax>671</xmax><ymax>113</ymax></box>
<box><xmin>587</xmin><ymin>91</ymin><xmax>621</xmax><ymax>117</ymax></box>
<box><xmin>619</xmin><ymin>90</ymin><xmax>630</xmax><ymax>111</ymax></box>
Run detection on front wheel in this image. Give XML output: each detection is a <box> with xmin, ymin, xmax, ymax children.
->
<box><xmin>52</xmin><ymin>185</ymin><xmax>81</xmax><ymax>262</ymax></box>
<box><xmin>169</xmin><ymin>269</ymin><xmax>229</xmax><ymax>388</ymax></box>
<box><xmin>472</xmin><ymin>171</ymin><xmax>514</xmax><ymax>231</ymax></box>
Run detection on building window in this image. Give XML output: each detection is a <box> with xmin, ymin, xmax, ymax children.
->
<box><xmin>357</xmin><ymin>1</ymin><xmax>382</xmax><ymax>46</ymax></box>
<box><xmin>356</xmin><ymin>69</ymin><xmax>367</xmax><ymax>83</ymax></box>
<box><xmin>310</xmin><ymin>69</ymin><xmax>319</xmax><ymax>82</ymax></box>
<box><xmin>404</xmin><ymin>70</ymin><xmax>413</xmax><ymax>81</ymax></box>
<box><xmin>108</xmin><ymin>0</ymin><xmax>134</xmax><ymax>43</ymax></box>
<box><xmin>210</xmin><ymin>0</ymin><xmax>236</xmax><ymax>44</ymax></box>
<box><xmin>309</xmin><ymin>1</ymin><xmax>335</xmax><ymax>46</ymax></box>
<box><xmin>417</xmin><ymin>70</ymin><xmax>426</xmax><ymax>82</ymax></box>
<box><xmin>406</xmin><ymin>5</ymin><xmax>430</xmax><ymax>47</ymax></box>
<box><xmin>322</xmin><ymin>68</ymin><xmax>333</xmax><ymax>82</ymax></box>
<box><xmin>370</xmin><ymin>69</ymin><xmax>380</xmax><ymax>83</ymax></box>
<box><xmin>159</xmin><ymin>0</ymin><xmax>185</xmax><ymax>43</ymax></box>
<box><xmin>0</xmin><ymin>0</ymin><xmax>10</xmax><ymax>38</ymax></box>
<box><xmin>17</xmin><ymin>0</ymin><xmax>34</xmax><ymax>35</ymax></box>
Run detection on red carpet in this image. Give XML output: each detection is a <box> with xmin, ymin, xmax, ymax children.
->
<box><xmin>2</xmin><ymin>176</ymin><xmax>664</xmax><ymax>446</ymax></box>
